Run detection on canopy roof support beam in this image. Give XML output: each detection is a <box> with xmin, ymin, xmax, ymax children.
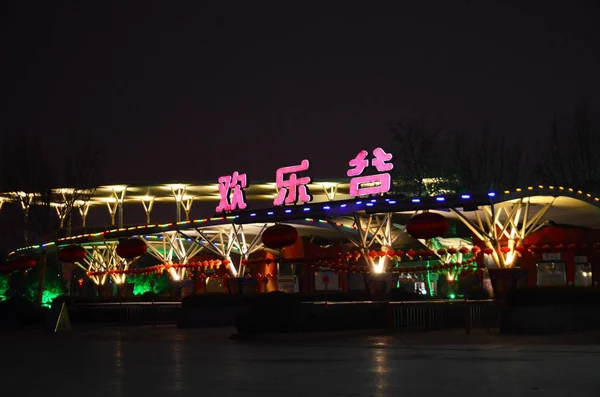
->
<box><xmin>450</xmin><ymin>198</ymin><xmax>554</xmax><ymax>268</ymax></box>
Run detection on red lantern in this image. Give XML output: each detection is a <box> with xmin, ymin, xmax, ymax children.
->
<box><xmin>406</xmin><ymin>249</ymin><xmax>417</xmax><ymax>257</ymax></box>
<box><xmin>437</xmin><ymin>248</ymin><xmax>447</xmax><ymax>255</ymax></box>
<box><xmin>555</xmin><ymin>244</ymin><xmax>567</xmax><ymax>252</ymax></box>
<box><xmin>471</xmin><ymin>246</ymin><xmax>481</xmax><ymax>254</ymax></box>
<box><xmin>482</xmin><ymin>247</ymin><xmax>494</xmax><ymax>255</ymax></box>
<box><xmin>10</xmin><ymin>256</ymin><xmax>36</xmax><ymax>271</ymax></box>
<box><xmin>529</xmin><ymin>245</ymin><xmax>541</xmax><ymax>253</ymax></box>
<box><xmin>116</xmin><ymin>238</ymin><xmax>147</xmax><ymax>259</ymax></box>
<box><xmin>58</xmin><ymin>245</ymin><xmax>87</xmax><ymax>263</ymax></box>
<box><xmin>448</xmin><ymin>248</ymin><xmax>458</xmax><ymax>255</ymax></box>
<box><xmin>459</xmin><ymin>247</ymin><xmax>470</xmax><ymax>255</ymax></box>
<box><xmin>405</xmin><ymin>212</ymin><xmax>448</xmax><ymax>240</ymax></box>
<box><xmin>541</xmin><ymin>244</ymin><xmax>552</xmax><ymax>252</ymax></box>
<box><xmin>514</xmin><ymin>246</ymin><xmax>526</xmax><ymax>254</ymax></box>
<box><xmin>500</xmin><ymin>247</ymin><xmax>511</xmax><ymax>253</ymax></box>
<box><xmin>261</xmin><ymin>223</ymin><xmax>298</xmax><ymax>249</ymax></box>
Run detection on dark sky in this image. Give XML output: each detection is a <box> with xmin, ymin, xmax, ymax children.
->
<box><xmin>2</xmin><ymin>0</ymin><xmax>600</xmax><ymax>184</ymax></box>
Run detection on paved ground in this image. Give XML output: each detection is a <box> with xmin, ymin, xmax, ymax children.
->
<box><xmin>3</xmin><ymin>326</ymin><xmax>600</xmax><ymax>397</ymax></box>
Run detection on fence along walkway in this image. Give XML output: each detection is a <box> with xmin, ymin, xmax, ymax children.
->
<box><xmin>67</xmin><ymin>302</ymin><xmax>181</xmax><ymax>326</ymax></box>
<box><xmin>388</xmin><ymin>300</ymin><xmax>499</xmax><ymax>332</ymax></box>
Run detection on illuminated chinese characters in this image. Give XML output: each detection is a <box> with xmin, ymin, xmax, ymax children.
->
<box><xmin>347</xmin><ymin>147</ymin><xmax>394</xmax><ymax>196</ymax></box>
<box><xmin>215</xmin><ymin>171</ymin><xmax>248</xmax><ymax>213</ymax></box>
<box><xmin>273</xmin><ymin>160</ymin><xmax>312</xmax><ymax>206</ymax></box>
<box><xmin>213</xmin><ymin>148</ymin><xmax>395</xmax><ymax>212</ymax></box>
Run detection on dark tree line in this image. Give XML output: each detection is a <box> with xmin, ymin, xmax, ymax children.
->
<box><xmin>390</xmin><ymin>100</ymin><xmax>600</xmax><ymax>195</ymax></box>
<box><xmin>0</xmin><ymin>133</ymin><xmax>104</xmax><ymax>305</ymax></box>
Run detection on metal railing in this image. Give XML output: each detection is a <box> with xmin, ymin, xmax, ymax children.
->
<box><xmin>67</xmin><ymin>302</ymin><xmax>181</xmax><ymax>326</ymax></box>
<box><xmin>388</xmin><ymin>300</ymin><xmax>499</xmax><ymax>332</ymax></box>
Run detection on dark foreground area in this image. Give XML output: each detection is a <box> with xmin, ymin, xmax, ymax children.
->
<box><xmin>3</xmin><ymin>326</ymin><xmax>600</xmax><ymax>397</ymax></box>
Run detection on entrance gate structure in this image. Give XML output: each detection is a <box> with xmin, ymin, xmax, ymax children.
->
<box><xmin>6</xmin><ymin>182</ymin><xmax>600</xmax><ymax>288</ymax></box>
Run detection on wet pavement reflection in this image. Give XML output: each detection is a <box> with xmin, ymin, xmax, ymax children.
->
<box><xmin>3</xmin><ymin>326</ymin><xmax>600</xmax><ymax>397</ymax></box>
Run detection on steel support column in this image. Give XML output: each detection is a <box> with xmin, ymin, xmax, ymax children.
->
<box><xmin>450</xmin><ymin>197</ymin><xmax>554</xmax><ymax>268</ymax></box>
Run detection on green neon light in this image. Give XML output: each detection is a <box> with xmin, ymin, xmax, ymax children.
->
<box><xmin>426</xmin><ymin>260</ymin><xmax>433</xmax><ymax>297</ymax></box>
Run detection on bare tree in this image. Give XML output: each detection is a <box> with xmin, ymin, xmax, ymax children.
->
<box><xmin>389</xmin><ymin>117</ymin><xmax>453</xmax><ymax>196</ymax></box>
<box><xmin>536</xmin><ymin>100</ymin><xmax>600</xmax><ymax>190</ymax></box>
<box><xmin>389</xmin><ymin>118</ymin><xmax>523</xmax><ymax>196</ymax></box>
<box><xmin>1</xmin><ymin>133</ymin><xmax>104</xmax><ymax>305</ymax></box>
<box><xmin>450</xmin><ymin>126</ymin><xmax>523</xmax><ymax>192</ymax></box>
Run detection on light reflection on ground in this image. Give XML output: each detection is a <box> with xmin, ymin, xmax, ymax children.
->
<box><xmin>3</xmin><ymin>326</ymin><xmax>600</xmax><ymax>397</ymax></box>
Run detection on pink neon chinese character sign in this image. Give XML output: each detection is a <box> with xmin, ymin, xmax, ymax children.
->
<box><xmin>273</xmin><ymin>159</ymin><xmax>312</xmax><ymax>206</ymax></box>
<box><xmin>216</xmin><ymin>171</ymin><xmax>248</xmax><ymax>212</ymax></box>
<box><xmin>347</xmin><ymin>147</ymin><xmax>394</xmax><ymax>196</ymax></box>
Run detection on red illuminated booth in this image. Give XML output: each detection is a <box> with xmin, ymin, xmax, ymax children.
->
<box><xmin>514</xmin><ymin>226</ymin><xmax>600</xmax><ymax>287</ymax></box>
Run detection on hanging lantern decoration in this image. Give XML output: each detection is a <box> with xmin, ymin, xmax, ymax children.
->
<box><xmin>448</xmin><ymin>248</ymin><xmax>458</xmax><ymax>255</ymax></box>
<box><xmin>261</xmin><ymin>223</ymin><xmax>298</xmax><ymax>250</ymax></box>
<box><xmin>555</xmin><ymin>244</ymin><xmax>567</xmax><ymax>252</ymax></box>
<box><xmin>406</xmin><ymin>249</ymin><xmax>417</xmax><ymax>258</ymax></box>
<box><xmin>471</xmin><ymin>246</ymin><xmax>481</xmax><ymax>254</ymax></box>
<box><xmin>529</xmin><ymin>245</ymin><xmax>541</xmax><ymax>253</ymax></box>
<box><xmin>405</xmin><ymin>212</ymin><xmax>449</xmax><ymax>240</ymax></box>
<box><xmin>459</xmin><ymin>247</ymin><xmax>470</xmax><ymax>255</ymax></box>
<box><xmin>514</xmin><ymin>246</ymin><xmax>526</xmax><ymax>254</ymax></box>
<box><xmin>500</xmin><ymin>246</ymin><xmax>511</xmax><ymax>253</ymax></box>
<box><xmin>567</xmin><ymin>243</ymin><xmax>577</xmax><ymax>251</ymax></box>
<box><xmin>10</xmin><ymin>256</ymin><xmax>36</xmax><ymax>271</ymax></box>
<box><xmin>116</xmin><ymin>238</ymin><xmax>148</xmax><ymax>259</ymax></box>
<box><xmin>58</xmin><ymin>245</ymin><xmax>87</xmax><ymax>263</ymax></box>
<box><xmin>482</xmin><ymin>247</ymin><xmax>494</xmax><ymax>255</ymax></box>
<box><xmin>541</xmin><ymin>244</ymin><xmax>552</xmax><ymax>252</ymax></box>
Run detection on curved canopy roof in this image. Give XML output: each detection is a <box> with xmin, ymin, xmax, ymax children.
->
<box><xmin>9</xmin><ymin>184</ymin><xmax>600</xmax><ymax>255</ymax></box>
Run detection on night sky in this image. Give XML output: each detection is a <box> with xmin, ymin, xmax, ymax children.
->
<box><xmin>2</xmin><ymin>1</ymin><xmax>600</xmax><ymax>184</ymax></box>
